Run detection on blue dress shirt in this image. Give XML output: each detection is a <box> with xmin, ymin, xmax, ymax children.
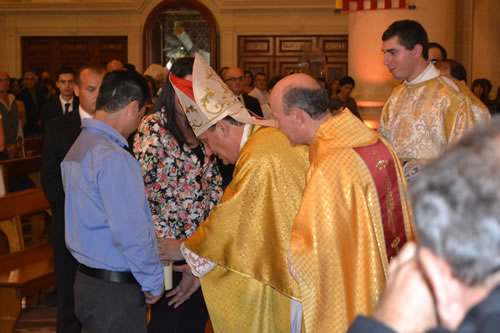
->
<box><xmin>62</xmin><ymin>118</ymin><xmax>164</xmax><ymax>296</ymax></box>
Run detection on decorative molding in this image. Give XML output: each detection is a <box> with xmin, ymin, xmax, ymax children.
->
<box><xmin>0</xmin><ymin>0</ymin><xmax>150</xmax><ymax>13</ymax></box>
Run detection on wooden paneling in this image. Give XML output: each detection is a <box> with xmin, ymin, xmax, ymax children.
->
<box><xmin>239</xmin><ymin>35</ymin><xmax>348</xmax><ymax>83</ymax></box>
<box><xmin>238</xmin><ymin>36</ymin><xmax>273</xmax><ymax>57</ymax></box>
<box><xmin>275</xmin><ymin>37</ymin><xmax>315</xmax><ymax>56</ymax></box>
<box><xmin>21</xmin><ymin>36</ymin><xmax>127</xmax><ymax>78</ymax></box>
<box><xmin>239</xmin><ymin>57</ymin><xmax>273</xmax><ymax>76</ymax></box>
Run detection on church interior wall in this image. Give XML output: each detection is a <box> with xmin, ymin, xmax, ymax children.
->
<box><xmin>0</xmin><ymin>0</ymin><xmax>497</xmax><ymax>103</ymax></box>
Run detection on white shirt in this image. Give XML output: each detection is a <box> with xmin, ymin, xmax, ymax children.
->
<box><xmin>78</xmin><ymin>106</ymin><xmax>93</xmax><ymax>121</ymax></box>
<box><xmin>248</xmin><ymin>87</ymin><xmax>270</xmax><ymax>105</ymax></box>
<box><xmin>59</xmin><ymin>95</ymin><xmax>74</xmax><ymax>114</ymax></box>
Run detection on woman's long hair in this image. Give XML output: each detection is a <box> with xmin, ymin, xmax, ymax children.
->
<box><xmin>149</xmin><ymin>57</ymin><xmax>194</xmax><ymax>148</ymax></box>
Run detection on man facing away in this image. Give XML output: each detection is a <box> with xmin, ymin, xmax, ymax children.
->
<box><xmin>348</xmin><ymin>118</ymin><xmax>500</xmax><ymax>333</ymax></box>
<box><xmin>41</xmin><ymin>64</ymin><xmax>105</xmax><ymax>333</ymax></box>
<box><xmin>270</xmin><ymin>73</ymin><xmax>415</xmax><ymax>332</ymax></box>
<box><xmin>61</xmin><ymin>70</ymin><xmax>164</xmax><ymax>332</ymax></box>
<box><xmin>166</xmin><ymin>54</ymin><xmax>309</xmax><ymax>332</ymax></box>
<box><xmin>379</xmin><ymin>20</ymin><xmax>490</xmax><ymax>181</ymax></box>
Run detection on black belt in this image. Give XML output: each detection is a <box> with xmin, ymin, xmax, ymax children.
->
<box><xmin>78</xmin><ymin>264</ymin><xmax>137</xmax><ymax>284</ymax></box>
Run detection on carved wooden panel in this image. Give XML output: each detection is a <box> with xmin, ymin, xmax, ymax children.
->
<box><xmin>238</xmin><ymin>35</ymin><xmax>348</xmax><ymax>84</ymax></box>
<box><xmin>275</xmin><ymin>57</ymin><xmax>301</xmax><ymax>77</ymax></box>
<box><xmin>275</xmin><ymin>37</ymin><xmax>315</xmax><ymax>56</ymax></box>
<box><xmin>238</xmin><ymin>37</ymin><xmax>273</xmax><ymax>57</ymax></box>
<box><xmin>238</xmin><ymin>57</ymin><xmax>273</xmax><ymax>76</ymax></box>
<box><xmin>21</xmin><ymin>36</ymin><xmax>127</xmax><ymax>79</ymax></box>
<box><xmin>319</xmin><ymin>37</ymin><xmax>348</xmax><ymax>58</ymax></box>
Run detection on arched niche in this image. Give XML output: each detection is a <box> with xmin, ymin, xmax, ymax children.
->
<box><xmin>143</xmin><ymin>0</ymin><xmax>219</xmax><ymax>71</ymax></box>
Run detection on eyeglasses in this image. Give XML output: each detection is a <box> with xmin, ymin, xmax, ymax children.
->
<box><xmin>225</xmin><ymin>76</ymin><xmax>243</xmax><ymax>83</ymax></box>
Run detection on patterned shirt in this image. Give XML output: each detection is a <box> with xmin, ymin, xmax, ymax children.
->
<box><xmin>134</xmin><ymin>111</ymin><xmax>223</xmax><ymax>239</ymax></box>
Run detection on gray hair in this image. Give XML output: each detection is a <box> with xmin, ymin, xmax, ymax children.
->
<box><xmin>282</xmin><ymin>85</ymin><xmax>329</xmax><ymax>120</ymax></box>
<box><xmin>411</xmin><ymin>118</ymin><xmax>500</xmax><ymax>285</ymax></box>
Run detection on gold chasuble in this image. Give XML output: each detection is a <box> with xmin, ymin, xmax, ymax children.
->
<box><xmin>185</xmin><ymin>126</ymin><xmax>309</xmax><ymax>332</ymax></box>
<box><xmin>379</xmin><ymin>72</ymin><xmax>490</xmax><ymax>168</ymax></box>
<box><xmin>290</xmin><ymin>110</ymin><xmax>415</xmax><ymax>333</ymax></box>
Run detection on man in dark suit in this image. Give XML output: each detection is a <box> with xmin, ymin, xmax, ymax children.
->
<box><xmin>41</xmin><ymin>67</ymin><xmax>79</xmax><ymax>131</ymax></box>
<box><xmin>222</xmin><ymin>67</ymin><xmax>263</xmax><ymax>118</ymax></box>
<box><xmin>17</xmin><ymin>71</ymin><xmax>45</xmax><ymax>137</ymax></box>
<box><xmin>41</xmin><ymin>64</ymin><xmax>105</xmax><ymax>333</ymax></box>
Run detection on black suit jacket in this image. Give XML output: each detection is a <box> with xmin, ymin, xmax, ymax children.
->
<box><xmin>41</xmin><ymin>107</ymin><xmax>81</xmax><ymax>245</ymax></box>
<box><xmin>41</xmin><ymin>95</ymin><xmax>79</xmax><ymax>132</ymax></box>
<box><xmin>242</xmin><ymin>94</ymin><xmax>263</xmax><ymax>118</ymax></box>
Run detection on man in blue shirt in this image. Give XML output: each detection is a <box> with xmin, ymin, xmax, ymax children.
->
<box><xmin>61</xmin><ymin>70</ymin><xmax>164</xmax><ymax>332</ymax></box>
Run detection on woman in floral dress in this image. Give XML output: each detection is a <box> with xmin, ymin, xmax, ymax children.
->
<box><xmin>134</xmin><ymin>57</ymin><xmax>222</xmax><ymax>333</ymax></box>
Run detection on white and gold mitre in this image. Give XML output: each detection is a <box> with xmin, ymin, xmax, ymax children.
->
<box><xmin>170</xmin><ymin>53</ymin><xmax>275</xmax><ymax>137</ymax></box>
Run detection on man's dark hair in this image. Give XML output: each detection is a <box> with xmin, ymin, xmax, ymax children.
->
<box><xmin>124</xmin><ymin>63</ymin><xmax>137</xmax><ymax>72</ymax></box>
<box><xmin>439</xmin><ymin>59</ymin><xmax>467</xmax><ymax>82</ymax></box>
<box><xmin>74</xmin><ymin>64</ymin><xmax>105</xmax><ymax>86</ymax></box>
<box><xmin>96</xmin><ymin>70</ymin><xmax>150</xmax><ymax>113</ymax></box>
<box><xmin>255</xmin><ymin>72</ymin><xmax>267</xmax><ymax>79</ymax></box>
<box><xmin>56</xmin><ymin>66</ymin><xmax>75</xmax><ymax>81</ymax></box>
<box><xmin>208</xmin><ymin>115</ymin><xmax>244</xmax><ymax>131</ymax></box>
<box><xmin>429</xmin><ymin>42</ymin><xmax>448</xmax><ymax>61</ymax></box>
<box><xmin>382</xmin><ymin>20</ymin><xmax>429</xmax><ymax>60</ymax></box>
<box><xmin>339</xmin><ymin>76</ymin><xmax>355</xmax><ymax>88</ymax></box>
<box><xmin>282</xmin><ymin>84</ymin><xmax>329</xmax><ymax>120</ymax></box>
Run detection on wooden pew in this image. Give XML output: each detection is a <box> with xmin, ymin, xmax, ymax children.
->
<box><xmin>0</xmin><ymin>188</ymin><xmax>50</xmax><ymax>252</ymax></box>
<box><xmin>0</xmin><ymin>155</ymin><xmax>41</xmax><ymax>195</ymax></box>
<box><xmin>0</xmin><ymin>188</ymin><xmax>53</xmax><ymax>332</ymax></box>
<box><xmin>0</xmin><ymin>244</ymin><xmax>55</xmax><ymax>333</ymax></box>
<box><xmin>23</xmin><ymin>137</ymin><xmax>42</xmax><ymax>156</ymax></box>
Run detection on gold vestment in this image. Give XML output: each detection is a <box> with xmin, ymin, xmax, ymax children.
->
<box><xmin>185</xmin><ymin>126</ymin><xmax>309</xmax><ymax>332</ymax></box>
<box><xmin>379</xmin><ymin>75</ymin><xmax>490</xmax><ymax>166</ymax></box>
<box><xmin>290</xmin><ymin>110</ymin><xmax>415</xmax><ymax>332</ymax></box>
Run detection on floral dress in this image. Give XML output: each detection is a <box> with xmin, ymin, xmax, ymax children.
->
<box><xmin>134</xmin><ymin>111</ymin><xmax>222</xmax><ymax>240</ymax></box>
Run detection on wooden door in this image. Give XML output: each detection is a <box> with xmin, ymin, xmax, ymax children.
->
<box><xmin>21</xmin><ymin>36</ymin><xmax>128</xmax><ymax>78</ymax></box>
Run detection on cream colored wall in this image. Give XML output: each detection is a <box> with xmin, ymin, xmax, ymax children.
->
<box><xmin>0</xmin><ymin>0</ymin><xmax>496</xmax><ymax>100</ymax></box>
<box><xmin>211</xmin><ymin>0</ymin><xmax>349</xmax><ymax>67</ymax></box>
<box><xmin>0</xmin><ymin>0</ymin><xmax>348</xmax><ymax>77</ymax></box>
<box><xmin>472</xmin><ymin>0</ymin><xmax>500</xmax><ymax>98</ymax></box>
<box><xmin>0</xmin><ymin>0</ymin><xmax>162</xmax><ymax>77</ymax></box>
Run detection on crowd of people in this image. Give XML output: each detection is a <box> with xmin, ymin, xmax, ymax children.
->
<box><xmin>1</xmin><ymin>18</ymin><xmax>499</xmax><ymax>333</ymax></box>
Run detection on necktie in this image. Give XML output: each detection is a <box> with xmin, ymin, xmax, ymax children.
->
<box><xmin>64</xmin><ymin>103</ymin><xmax>71</xmax><ymax>114</ymax></box>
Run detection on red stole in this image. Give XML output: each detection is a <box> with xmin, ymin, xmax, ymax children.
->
<box><xmin>353</xmin><ymin>140</ymin><xmax>407</xmax><ymax>261</ymax></box>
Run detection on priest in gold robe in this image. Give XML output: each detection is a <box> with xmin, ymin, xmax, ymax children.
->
<box><xmin>269</xmin><ymin>73</ymin><xmax>416</xmax><ymax>332</ymax></box>
<box><xmin>167</xmin><ymin>54</ymin><xmax>309</xmax><ymax>332</ymax></box>
<box><xmin>379</xmin><ymin>20</ymin><xmax>490</xmax><ymax>180</ymax></box>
